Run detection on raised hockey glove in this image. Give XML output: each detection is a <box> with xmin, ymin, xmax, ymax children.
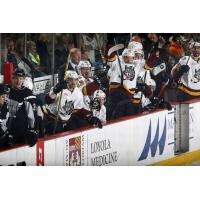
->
<box><xmin>53</xmin><ymin>81</ymin><xmax>67</xmax><ymax>94</ymax></box>
<box><xmin>26</xmin><ymin>129</ymin><xmax>38</xmax><ymax>147</ymax></box>
<box><xmin>88</xmin><ymin>116</ymin><xmax>103</xmax><ymax>129</ymax></box>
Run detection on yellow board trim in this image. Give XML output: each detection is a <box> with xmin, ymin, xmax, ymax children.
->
<box><xmin>150</xmin><ymin>149</ymin><xmax>200</xmax><ymax>166</ymax></box>
<box><xmin>178</xmin><ymin>85</ymin><xmax>200</xmax><ymax>96</ymax></box>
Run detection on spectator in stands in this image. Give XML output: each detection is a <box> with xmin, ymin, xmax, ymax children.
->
<box><xmin>27</xmin><ymin>40</ymin><xmax>46</xmax><ymax>77</ymax></box>
<box><xmin>6</xmin><ymin>39</ymin><xmax>18</xmax><ymax>68</ymax></box>
<box><xmin>55</xmin><ymin>34</ymin><xmax>75</xmax><ymax>69</ymax></box>
<box><xmin>6</xmin><ymin>38</ymin><xmax>32</xmax><ymax>77</ymax></box>
<box><xmin>36</xmin><ymin>34</ymin><xmax>51</xmax><ymax>74</ymax></box>
<box><xmin>58</xmin><ymin>48</ymin><xmax>81</xmax><ymax>83</ymax></box>
<box><xmin>81</xmin><ymin>49</ymin><xmax>92</xmax><ymax>64</ymax></box>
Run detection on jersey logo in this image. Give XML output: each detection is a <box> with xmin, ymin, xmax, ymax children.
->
<box><xmin>191</xmin><ymin>68</ymin><xmax>200</xmax><ymax>83</ymax></box>
<box><xmin>123</xmin><ymin>65</ymin><xmax>135</xmax><ymax>81</ymax></box>
<box><xmin>63</xmin><ymin>100</ymin><xmax>74</xmax><ymax>115</ymax></box>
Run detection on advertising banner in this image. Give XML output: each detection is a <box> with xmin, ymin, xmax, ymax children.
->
<box><xmin>0</xmin><ymin>109</ymin><xmax>176</xmax><ymax>166</ymax></box>
<box><xmin>59</xmin><ymin>109</ymin><xmax>175</xmax><ymax>166</ymax></box>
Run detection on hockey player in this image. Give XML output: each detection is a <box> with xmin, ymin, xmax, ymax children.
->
<box><xmin>107</xmin><ymin>48</ymin><xmax>152</xmax><ymax>120</ymax></box>
<box><xmin>131</xmin><ymin>49</ymin><xmax>156</xmax><ymax>109</ymax></box>
<box><xmin>77</xmin><ymin>60</ymin><xmax>94</xmax><ymax>88</ymax></box>
<box><xmin>171</xmin><ymin>41</ymin><xmax>200</xmax><ymax>102</ymax></box>
<box><xmin>90</xmin><ymin>90</ymin><xmax>106</xmax><ymax>123</ymax></box>
<box><xmin>7</xmin><ymin>68</ymin><xmax>38</xmax><ymax>147</ymax></box>
<box><xmin>45</xmin><ymin>70</ymin><xmax>102</xmax><ymax>134</ymax></box>
<box><xmin>0</xmin><ymin>84</ymin><xmax>11</xmax><ymax>148</ymax></box>
<box><xmin>131</xmin><ymin>48</ymin><xmax>171</xmax><ymax>111</ymax></box>
<box><xmin>77</xmin><ymin>61</ymin><xmax>107</xmax><ymax>122</ymax></box>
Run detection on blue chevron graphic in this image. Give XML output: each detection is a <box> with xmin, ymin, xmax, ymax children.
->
<box><xmin>138</xmin><ymin>117</ymin><xmax>167</xmax><ymax>161</ymax></box>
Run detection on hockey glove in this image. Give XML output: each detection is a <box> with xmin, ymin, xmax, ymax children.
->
<box><xmin>177</xmin><ymin>65</ymin><xmax>189</xmax><ymax>78</ymax></box>
<box><xmin>136</xmin><ymin>82</ymin><xmax>148</xmax><ymax>94</ymax></box>
<box><xmin>26</xmin><ymin>129</ymin><xmax>38</xmax><ymax>147</ymax></box>
<box><xmin>88</xmin><ymin>116</ymin><xmax>103</xmax><ymax>129</ymax></box>
<box><xmin>159</xmin><ymin>99</ymin><xmax>172</xmax><ymax>110</ymax></box>
<box><xmin>53</xmin><ymin>81</ymin><xmax>67</xmax><ymax>94</ymax></box>
<box><xmin>150</xmin><ymin>97</ymin><xmax>172</xmax><ymax>111</ymax></box>
<box><xmin>0</xmin><ymin>131</ymin><xmax>14</xmax><ymax>147</ymax></box>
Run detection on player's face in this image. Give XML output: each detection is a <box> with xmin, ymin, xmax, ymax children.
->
<box><xmin>135</xmin><ymin>53</ymin><xmax>143</xmax><ymax>60</ymax></box>
<box><xmin>30</xmin><ymin>43</ymin><xmax>37</xmax><ymax>53</ymax></box>
<box><xmin>191</xmin><ymin>47</ymin><xmax>200</xmax><ymax>57</ymax></box>
<box><xmin>67</xmin><ymin>78</ymin><xmax>78</xmax><ymax>91</ymax></box>
<box><xmin>0</xmin><ymin>94</ymin><xmax>7</xmax><ymax>105</ymax></box>
<box><xmin>124</xmin><ymin>56</ymin><xmax>134</xmax><ymax>64</ymax></box>
<box><xmin>13</xmin><ymin>76</ymin><xmax>25</xmax><ymax>90</ymax></box>
<box><xmin>7</xmin><ymin>41</ymin><xmax>15</xmax><ymax>52</ymax></box>
<box><xmin>80</xmin><ymin>67</ymin><xmax>91</xmax><ymax>79</ymax></box>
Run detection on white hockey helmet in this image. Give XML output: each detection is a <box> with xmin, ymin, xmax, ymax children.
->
<box><xmin>134</xmin><ymin>49</ymin><xmax>144</xmax><ymax>55</ymax></box>
<box><xmin>93</xmin><ymin>90</ymin><xmax>106</xmax><ymax>100</ymax></box>
<box><xmin>128</xmin><ymin>41</ymin><xmax>143</xmax><ymax>51</ymax></box>
<box><xmin>122</xmin><ymin>48</ymin><xmax>135</xmax><ymax>57</ymax></box>
<box><xmin>65</xmin><ymin>70</ymin><xmax>79</xmax><ymax>80</ymax></box>
<box><xmin>189</xmin><ymin>41</ymin><xmax>200</xmax><ymax>49</ymax></box>
<box><xmin>78</xmin><ymin>60</ymin><xmax>92</xmax><ymax>69</ymax></box>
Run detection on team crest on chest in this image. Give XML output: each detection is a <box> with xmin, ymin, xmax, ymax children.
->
<box><xmin>123</xmin><ymin>65</ymin><xmax>135</xmax><ymax>81</ymax></box>
<box><xmin>191</xmin><ymin>68</ymin><xmax>200</xmax><ymax>83</ymax></box>
<box><xmin>63</xmin><ymin>100</ymin><xmax>74</xmax><ymax>115</ymax></box>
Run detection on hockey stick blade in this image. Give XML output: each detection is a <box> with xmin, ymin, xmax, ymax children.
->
<box><xmin>108</xmin><ymin>44</ymin><xmax>124</xmax><ymax>56</ymax></box>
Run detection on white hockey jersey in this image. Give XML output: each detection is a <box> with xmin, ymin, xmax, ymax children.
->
<box><xmin>108</xmin><ymin>56</ymin><xmax>142</xmax><ymax>94</ymax></box>
<box><xmin>92</xmin><ymin>105</ymin><xmax>106</xmax><ymax>123</ymax></box>
<box><xmin>133</xmin><ymin>62</ymin><xmax>156</xmax><ymax>107</ymax></box>
<box><xmin>178</xmin><ymin>56</ymin><xmax>200</xmax><ymax>96</ymax></box>
<box><xmin>78</xmin><ymin>75</ymin><xmax>94</xmax><ymax>111</ymax></box>
<box><xmin>46</xmin><ymin>87</ymin><xmax>84</xmax><ymax>121</ymax></box>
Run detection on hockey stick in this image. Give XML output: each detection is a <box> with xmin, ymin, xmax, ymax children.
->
<box><xmin>139</xmin><ymin>70</ymin><xmax>147</xmax><ymax>111</ymax></box>
<box><xmin>113</xmin><ymin>38</ymin><xmax>124</xmax><ymax>85</ymax></box>
<box><xmin>53</xmin><ymin>54</ymin><xmax>70</xmax><ymax>134</ymax></box>
<box><xmin>107</xmin><ymin>44</ymin><xmax>124</xmax><ymax>57</ymax></box>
